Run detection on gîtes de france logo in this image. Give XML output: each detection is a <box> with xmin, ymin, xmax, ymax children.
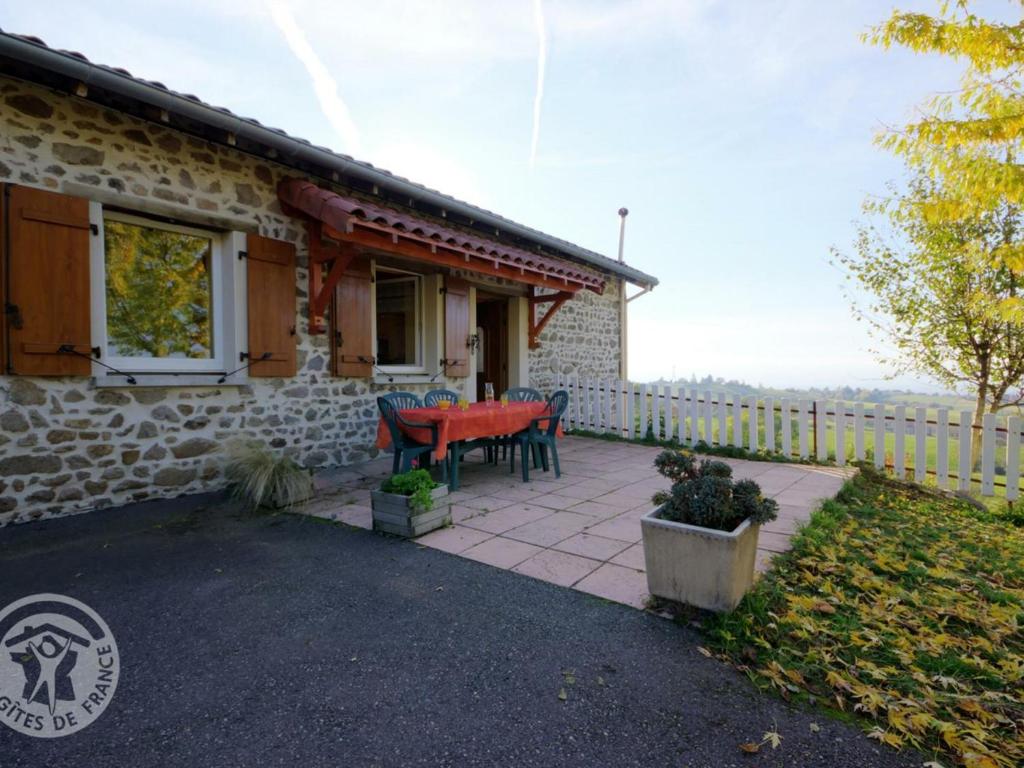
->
<box><xmin>0</xmin><ymin>593</ymin><xmax>120</xmax><ymax>737</ymax></box>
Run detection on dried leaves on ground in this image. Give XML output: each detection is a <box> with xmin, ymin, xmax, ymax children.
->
<box><xmin>706</xmin><ymin>469</ymin><xmax>1024</xmax><ymax>768</ymax></box>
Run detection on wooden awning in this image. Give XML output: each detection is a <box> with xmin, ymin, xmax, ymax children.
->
<box><xmin>277</xmin><ymin>178</ymin><xmax>605</xmax><ymax>294</ymax></box>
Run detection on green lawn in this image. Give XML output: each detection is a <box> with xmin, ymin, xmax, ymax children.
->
<box><xmin>704</xmin><ymin>468</ymin><xmax>1024</xmax><ymax>768</ymax></box>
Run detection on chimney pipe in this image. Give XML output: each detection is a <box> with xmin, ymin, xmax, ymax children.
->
<box><xmin>617</xmin><ymin>207</ymin><xmax>628</xmax><ymax>263</ymax></box>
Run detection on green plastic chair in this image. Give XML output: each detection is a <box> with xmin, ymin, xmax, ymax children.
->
<box><xmin>504</xmin><ymin>387</ymin><xmax>543</xmax><ymax>402</ymax></box>
<box><xmin>424</xmin><ymin>389</ymin><xmax>460</xmax><ymax>407</ymax></box>
<box><xmin>377</xmin><ymin>393</ymin><xmax>444</xmax><ymax>479</ymax></box>
<box><xmin>509</xmin><ymin>390</ymin><xmax>568</xmax><ymax>482</ymax></box>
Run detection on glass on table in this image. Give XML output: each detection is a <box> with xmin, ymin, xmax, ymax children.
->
<box><xmin>457</xmin><ymin>396</ymin><xmax>470</xmax><ymax>411</ymax></box>
<box><xmin>499</xmin><ymin>392</ymin><xmax>509</xmax><ymax>408</ymax></box>
<box><xmin>484</xmin><ymin>382</ymin><xmax>495</xmax><ymax>406</ymax></box>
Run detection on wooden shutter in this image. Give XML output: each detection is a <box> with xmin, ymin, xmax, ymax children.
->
<box><xmin>246</xmin><ymin>233</ymin><xmax>297</xmax><ymax>377</ymax></box>
<box><xmin>5</xmin><ymin>185</ymin><xmax>92</xmax><ymax>376</ymax></box>
<box><xmin>444</xmin><ymin>276</ymin><xmax>470</xmax><ymax>377</ymax></box>
<box><xmin>332</xmin><ymin>255</ymin><xmax>373</xmax><ymax>377</ymax></box>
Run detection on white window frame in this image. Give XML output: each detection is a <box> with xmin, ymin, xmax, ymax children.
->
<box><xmin>89</xmin><ymin>205</ymin><xmax>237</xmax><ymax>375</ymax></box>
<box><xmin>373</xmin><ymin>265</ymin><xmax>426</xmax><ymax>374</ymax></box>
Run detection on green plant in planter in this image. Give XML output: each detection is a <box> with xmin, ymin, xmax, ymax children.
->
<box><xmin>380</xmin><ymin>469</ymin><xmax>438</xmax><ymax>512</ymax></box>
<box><xmin>652</xmin><ymin>449</ymin><xmax>778</xmax><ymax>532</ymax></box>
<box><xmin>224</xmin><ymin>440</ymin><xmax>313</xmax><ymax>510</ymax></box>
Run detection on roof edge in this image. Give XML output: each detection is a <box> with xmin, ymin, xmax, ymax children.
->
<box><xmin>0</xmin><ymin>32</ymin><xmax>658</xmax><ymax>289</ymax></box>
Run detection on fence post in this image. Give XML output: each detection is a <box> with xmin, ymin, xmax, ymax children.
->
<box><xmin>703</xmin><ymin>390</ymin><xmax>713</xmax><ymax>445</ymax></box>
<box><xmin>810</xmin><ymin>400</ymin><xmax>817</xmax><ymax>459</ymax></box>
<box><xmin>638</xmin><ymin>383</ymin><xmax>649</xmax><ymax>439</ymax></box>
<box><xmin>873</xmin><ymin>403</ymin><xmax>886</xmax><ymax>470</ymax></box>
<box><xmin>936</xmin><ymin>408</ymin><xmax>948</xmax><ymax>489</ymax></box>
<box><xmin>958</xmin><ymin>410</ymin><xmax>973</xmax><ymax>491</ymax></box>
<box><xmin>893</xmin><ymin>405</ymin><xmax>906</xmax><ymax>479</ymax></box>
<box><xmin>717</xmin><ymin>392</ymin><xmax>727</xmax><ymax>447</ymax></box>
<box><xmin>798</xmin><ymin>400</ymin><xmax>810</xmax><ymax>459</ymax></box>
<box><xmin>853</xmin><ymin>402</ymin><xmax>865</xmax><ymax>462</ymax></box>
<box><xmin>834</xmin><ymin>401</ymin><xmax>845</xmax><ymax>467</ymax></box>
<box><xmin>764</xmin><ymin>397</ymin><xmax>775</xmax><ymax>454</ymax></box>
<box><xmin>1007</xmin><ymin>416</ymin><xmax>1021</xmax><ymax>502</ymax></box>
<box><xmin>815</xmin><ymin>400</ymin><xmax>829</xmax><ymax>462</ymax></box>
<box><xmin>747</xmin><ymin>396</ymin><xmax>759</xmax><ymax>453</ymax></box>
<box><xmin>981</xmin><ymin>413</ymin><xmax>995</xmax><ymax>496</ymax></box>
<box><xmin>625</xmin><ymin>381</ymin><xmax>635</xmax><ymax>440</ymax></box>
<box><xmin>676</xmin><ymin>387</ymin><xmax>686</xmax><ymax>444</ymax></box>
<box><xmin>914</xmin><ymin>406</ymin><xmax>927</xmax><ymax>483</ymax></box>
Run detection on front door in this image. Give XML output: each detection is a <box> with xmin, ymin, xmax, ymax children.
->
<box><xmin>475</xmin><ymin>295</ymin><xmax>509</xmax><ymax>401</ymax></box>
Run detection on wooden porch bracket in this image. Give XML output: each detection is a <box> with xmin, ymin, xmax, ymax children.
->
<box><xmin>307</xmin><ymin>221</ymin><xmax>356</xmax><ymax>334</ymax></box>
<box><xmin>528</xmin><ymin>289</ymin><xmax>574</xmax><ymax>349</ymax></box>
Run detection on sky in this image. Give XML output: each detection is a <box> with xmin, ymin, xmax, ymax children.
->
<box><xmin>0</xmin><ymin>0</ymin><xmax>993</xmax><ymax>392</ymax></box>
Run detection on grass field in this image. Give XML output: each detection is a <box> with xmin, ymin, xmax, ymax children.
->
<box><xmin>704</xmin><ymin>469</ymin><xmax>1024</xmax><ymax>767</ymax></box>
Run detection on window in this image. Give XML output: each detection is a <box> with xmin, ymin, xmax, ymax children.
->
<box><xmin>375</xmin><ymin>270</ymin><xmax>423</xmax><ymax>370</ymax></box>
<box><xmin>90</xmin><ymin>209</ymin><xmax>235</xmax><ymax>374</ymax></box>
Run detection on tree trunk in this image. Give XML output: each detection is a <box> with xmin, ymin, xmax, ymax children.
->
<box><xmin>971</xmin><ymin>385</ymin><xmax>988</xmax><ymax>471</ymax></box>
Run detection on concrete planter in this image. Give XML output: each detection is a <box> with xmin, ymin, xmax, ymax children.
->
<box><xmin>641</xmin><ymin>504</ymin><xmax>760</xmax><ymax>613</ymax></box>
<box><xmin>371</xmin><ymin>485</ymin><xmax>451</xmax><ymax>538</ymax></box>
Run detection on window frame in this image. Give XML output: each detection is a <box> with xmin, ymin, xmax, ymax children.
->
<box><xmin>89</xmin><ymin>206</ymin><xmax>232</xmax><ymax>374</ymax></box>
<box><xmin>372</xmin><ymin>265</ymin><xmax>425</xmax><ymax>374</ymax></box>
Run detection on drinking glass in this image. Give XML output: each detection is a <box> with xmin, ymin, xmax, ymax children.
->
<box><xmin>484</xmin><ymin>382</ymin><xmax>495</xmax><ymax>406</ymax></box>
<box><xmin>500</xmin><ymin>393</ymin><xmax>509</xmax><ymax>408</ymax></box>
<box><xmin>458</xmin><ymin>396</ymin><xmax>469</xmax><ymax>412</ymax></box>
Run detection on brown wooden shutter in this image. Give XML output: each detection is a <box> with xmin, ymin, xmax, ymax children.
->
<box><xmin>246</xmin><ymin>233</ymin><xmax>297</xmax><ymax>377</ymax></box>
<box><xmin>444</xmin><ymin>276</ymin><xmax>470</xmax><ymax>377</ymax></box>
<box><xmin>5</xmin><ymin>185</ymin><xmax>92</xmax><ymax>376</ymax></box>
<box><xmin>332</xmin><ymin>255</ymin><xmax>373</xmax><ymax>377</ymax></box>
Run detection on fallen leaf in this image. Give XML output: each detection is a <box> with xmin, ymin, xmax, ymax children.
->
<box><xmin>809</xmin><ymin>723</ymin><xmax>820</xmax><ymax>733</ymax></box>
<box><xmin>763</xmin><ymin>728</ymin><xmax>783</xmax><ymax>749</ymax></box>
<box><xmin>596</xmin><ymin>676</ymin><xmax>605</xmax><ymax>686</ymax></box>
<box><xmin>738</xmin><ymin>742</ymin><xmax>760</xmax><ymax>754</ymax></box>
<box><xmin>812</xmin><ymin>601</ymin><xmax>835</xmax><ymax>614</ymax></box>
<box><xmin>557</xmin><ymin>688</ymin><xmax>567</xmax><ymax>702</ymax></box>
<box><xmin>697</xmin><ymin>646</ymin><xmax>713</xmax><ymax>657</ymax></box>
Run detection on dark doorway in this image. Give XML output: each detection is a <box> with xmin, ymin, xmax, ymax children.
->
<box><xmin>476</xmin><ymin>293</ymin><xmax>509</xmax><ymax>401</ymax></box>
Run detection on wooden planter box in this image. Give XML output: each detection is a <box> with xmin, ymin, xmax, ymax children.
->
<box><xmin>371</xmin><ymin>485</ymin><xmax>451</xmax><ymax>537</ymax></box>
<box><xmin>640</xmin><ymin>504</ymin><xmax>760</xmax><ymax>613</ymax></box>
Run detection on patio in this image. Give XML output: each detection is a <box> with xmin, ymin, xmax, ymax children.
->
<box><xmin>308</xmin><ymin>436</ymin><xmax>854</xmax><ymax>608</ymax></box>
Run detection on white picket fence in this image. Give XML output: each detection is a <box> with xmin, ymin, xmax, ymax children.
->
<box><xmin>554</xmin><ymin>375</ymin><xmax>1024</xmax><ymax>500</ymax></box>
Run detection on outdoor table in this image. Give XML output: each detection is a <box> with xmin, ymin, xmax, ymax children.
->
<box><xmin>375</xmin><ymin>401</ymin><xmax>562</xmax><ymax>488</ymax></box>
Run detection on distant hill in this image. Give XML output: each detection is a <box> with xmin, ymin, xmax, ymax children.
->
<box><xmin>648</xmin><ymin>375</ymin><xmax>979</xmax><ymax>412</ymax></box>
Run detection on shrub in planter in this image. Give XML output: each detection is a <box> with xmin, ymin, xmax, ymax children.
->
<box><xmin>642</xmin><ymin>450</ymin><xmax>778</xmax><ymax>612</ymax></box>
<box><xmin>225</xmin><ymin>440</ymin><xmax>314</xmax><ymax>510</ymax></box>
<box><xmin>651</xmin><ymin>451</ymin><xmax>779</xmax><ymax>531</ymax></box>
<box><xmin>371</xmin><ymin>469</ymin><xmax>451</xmax><ymax>537</ymax></box>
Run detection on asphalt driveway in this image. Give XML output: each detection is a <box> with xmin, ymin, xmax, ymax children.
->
<box><xmin>0</xmin><ymin>497</ymin><xmax>919</xmax><ymax>767</ymax></box>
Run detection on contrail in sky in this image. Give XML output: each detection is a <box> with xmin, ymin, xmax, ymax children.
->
<box><xmin>530</xmin><ymin>0</ymin><xmax>547</xmax><ymax>168</ymax></box>
<box><xmin>266</xmin><ymin>1</ymin><xmax>362</xmax><ymax>155</ymax></box>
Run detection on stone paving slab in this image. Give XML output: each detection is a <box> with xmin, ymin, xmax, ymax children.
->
<box><xmin>312</xmin><ymin>436</ymin><xmax>855</xmax><ymax>610</ymax></box>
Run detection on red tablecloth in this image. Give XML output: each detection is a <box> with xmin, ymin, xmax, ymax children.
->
<box><xmin>376</xmin><ymin>401</ymin><xmax>562</xmax><ymax>460</ymax></box>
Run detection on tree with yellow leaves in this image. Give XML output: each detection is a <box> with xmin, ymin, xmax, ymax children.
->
<box><xmin>867</xmin><ymin>1</ymin><xmax>1024</xmax><ymax>311</ymax></box>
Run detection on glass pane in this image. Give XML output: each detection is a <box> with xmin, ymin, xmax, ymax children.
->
<box><xmin>376</xmin><ymin>276</ymin><xmax>418</xmax><ymax>365</ymax></box>
<box><xmin>104</xmin><ymin>219</ymin><xmax>213</xmax><ymax>360</ymax></box>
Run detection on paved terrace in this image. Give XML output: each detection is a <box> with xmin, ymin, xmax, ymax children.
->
<box><xmin>310</xmin><ymin>436</ymin><xmax>853</xmax><ymax>608</ymax></box>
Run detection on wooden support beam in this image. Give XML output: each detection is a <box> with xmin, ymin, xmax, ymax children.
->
<box><xmin>528</xmin><ymin>289</ymin><xmax>574</xmax><ymax>349</ymax></box>
<box><xmin>307</xmin><ymin>222</ymin><xmax>356</xmax><ymax>334</ymax></box>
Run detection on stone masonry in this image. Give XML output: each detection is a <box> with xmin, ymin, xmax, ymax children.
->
<box><xmin>0</xmin><ymin>76</ymin><xmax>625</xmax><ymax>525</ymax></box>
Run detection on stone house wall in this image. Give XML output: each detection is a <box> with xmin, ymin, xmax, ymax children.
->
<box><xmin>0</xmin><ymin>75</ymin><xmax>624</xmax><ymax>526</ymax></box>
<box><xmin>528</xmin><ymin>280</ymin><xmax>622</xmax><ymax>395</ymax></box>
